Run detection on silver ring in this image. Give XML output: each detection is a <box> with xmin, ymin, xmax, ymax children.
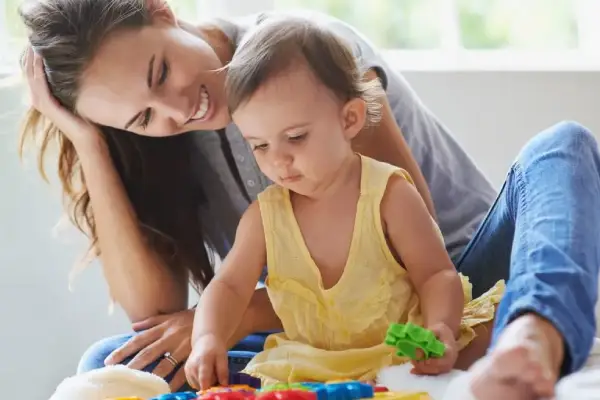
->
<box><xmin>163</xmin><ymin>352</ymin><xmax>179</xmax><ymax>367</ymax></box>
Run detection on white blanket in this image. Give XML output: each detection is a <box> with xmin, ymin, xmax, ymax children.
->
<box><xmin>378</xmin><ymin>338</ymin><xmax>600</xmax><ymax>400</ymax></box>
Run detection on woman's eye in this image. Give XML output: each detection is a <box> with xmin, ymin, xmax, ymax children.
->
<box><xmin>159</xmin><ymin>60</ymin><xmax>169</xmax><ymax>85</ymax></box>
<box><xmin>253</xmin><ymin>143</ymin><xmax>268</xmax><ymax>151</ymax></box>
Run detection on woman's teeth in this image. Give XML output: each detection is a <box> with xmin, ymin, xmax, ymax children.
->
<box><xmin>191</xmin><ymin>86</ymin><xmax>210</xmax><ymax>120</ymax></box>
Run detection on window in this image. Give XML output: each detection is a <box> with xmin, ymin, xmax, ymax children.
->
<box><xmin>1</xmin><ymin>0</ymin><xmax>26</xmax><ymax>70</ymax></box>
<box><xmin>273</xmin><ymin>0</ymin><xmax>600</xmax><ymax>69</ymax></box>
<box><xmin>1</xmin><ymin>0</ymin><xmax>599</xmax><ymax>72</ymax></box>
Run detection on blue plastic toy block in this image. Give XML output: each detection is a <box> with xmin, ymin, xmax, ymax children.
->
<box><xmin>150</xmin><ymin>391</ymin><xmax>198</xmax><ymax>400</ymax></box>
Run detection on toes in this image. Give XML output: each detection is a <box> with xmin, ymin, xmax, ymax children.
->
<box><xmin>487</xmin><ymin>346</ymin><xmax>531</xmax><ymax>380</ymax></box>
<box><xmin>531</xmin><ymin>373</ymin><xmax>556</xmax><ymax>398</ymax></box>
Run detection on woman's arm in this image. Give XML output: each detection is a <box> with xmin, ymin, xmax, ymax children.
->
<box><xmin>192</xmin><ymin>201</ymin><xmax>267</xmax><ymax>345</ymax></box>
<box><xmin>382</xmin><ymin>174</ymin><xmax>463</xmax><ymax>335</ymax></box>
<box><xmin>78</xmin><ymin>141</ymin><xmax>189</xmax><ymax>322</ymax></box>
<box><xmin>352</xmin><ymin>70</ymin><xmax>436</xmax><ymax>219</ymax></box>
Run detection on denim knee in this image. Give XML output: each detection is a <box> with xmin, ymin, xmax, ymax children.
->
<box><xmin>77</xmin><ymin>334</ymin><xmax>132</xmax><ymax>374</ymax></box>
<box><xmin>516</xmin><ymin>120</ymin><xmax>598</xmax><ymax>169</ymax></box>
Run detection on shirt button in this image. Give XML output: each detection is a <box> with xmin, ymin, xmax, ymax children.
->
<box><xmin>237</xmin><ymin>155</ymin><xmax>245</xmax><ymax>162</ymax></box>
<box><xmin>247</xmin><ymin>179</ymin><xmax>256</xmax><ymax>187</ymax></box>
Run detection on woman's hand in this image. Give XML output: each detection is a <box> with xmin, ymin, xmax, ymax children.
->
<box><xmin>104</xmin><ymin>309</ymin><xmax>194</xmax><ymax>391</ymax></box>
<box><xmin>22</xmin><ymin>46</ymin><xmax>103</xmax><ymax>150</ymax></box>
<box><xmin>410</xmin><ymin>323</ymin><xmax>459</xmax><ymax>376</ymax></box>
<box><xmin>185</xmin><ymin>333</ymin><xmax>229</xmax><ymax>390</ymax></box>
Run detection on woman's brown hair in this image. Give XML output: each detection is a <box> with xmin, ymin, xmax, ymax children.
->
<box><xmin>18</xmin><ymin>0</ymin><xmax>214</xmax><ymax>290</ymax></box>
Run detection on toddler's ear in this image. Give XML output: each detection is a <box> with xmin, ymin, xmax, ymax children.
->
<box><xmin>147</xmin><ymin>0</ymin><xmax>177</xmax><ymax>26</ymax></box>
<box><xmin>341</xmin><ymin>97</ymin><xmax>367</xmax><ymax>140</ymax></box>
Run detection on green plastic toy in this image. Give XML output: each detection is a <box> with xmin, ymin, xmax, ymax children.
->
<box><xmin>259</xmin><ymin>382</ymin><xmax>311</xmax><ymax>393</ymax></box>
<box><xmin>384</xmin><ymin>323</ymin><xmax>446</xmax><ymax>360</ymax></box>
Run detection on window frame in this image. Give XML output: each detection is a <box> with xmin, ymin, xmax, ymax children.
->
<box><xmin>1</xmin><ymin>0</ymin><xmax>599</xmax><ymax>74</ymax></box>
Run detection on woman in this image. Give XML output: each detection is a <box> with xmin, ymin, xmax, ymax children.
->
<box><xmin>19</xmin><ymin>0</ymin><xmax>598</xmax><ymax>397</ymax></box>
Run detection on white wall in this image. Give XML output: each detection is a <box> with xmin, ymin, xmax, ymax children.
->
<box><xmin>0</xmin><ymin>82</ymin><xmax>131</xmax><ymax>395</ymax></box>
<box><xmin>403</xmin><ymin>71</ymin><xmax>600</xmax><ymax>187</ymax></box>
<box><xmin>1</xmin><ymin>71</ymin><xmax>599</xmax><ymax>399</ymax></box>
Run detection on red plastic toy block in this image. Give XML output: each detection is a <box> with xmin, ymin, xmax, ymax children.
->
<box><xmin>256</xmin><ymin>390</ymin><xmax>318</xmax><ymax>400</ymax></box>
<box><xmin>198</xmin><ymin>391</ymin><xmax>255</xmax><ymax>400</ymax></box>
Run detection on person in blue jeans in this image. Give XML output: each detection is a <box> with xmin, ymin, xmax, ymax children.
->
<box><xmin>19</xmin><ymin>1</ymin><xmax>598</xmax><ymax>398</ymax></box>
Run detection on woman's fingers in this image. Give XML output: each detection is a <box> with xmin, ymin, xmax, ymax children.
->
<box><xmin>24</xmin><ymin>46</ymin><xmax>34</xmax><ymax>79</ymax></box>
<box><xmin>132</xmin><ymin>315</ymin><xmax>168</xmax><ymax>332</ymax></box>
<box><xmin>169</xmin><ymin>368</ymin><xmax>189</xmax><ymax>393</ymax></box>
<box><xmin>151</xmin><ymin>341</ymin><xmax>190</xmax><ymax>378</ymax></box>
<box><xmin>104</xmin><ymin>328</ymin><xmax>161</xmax><ymax>366</ymax></box>
<box><xmin>125</xmin><ymin>336</ymin><xmax>172</xmax><ymax>371</ymax></box>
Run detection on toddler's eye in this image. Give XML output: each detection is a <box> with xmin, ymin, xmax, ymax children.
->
<box><xmin>289</xmin><ymin>133</ymin><xmax>307</xmax><ymax>142</ymax></box>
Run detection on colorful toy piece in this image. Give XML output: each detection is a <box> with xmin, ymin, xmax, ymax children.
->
<box><xmin>107</xmin><ymin>398</ymin><xmax>144</xmax><ymax>400</ymax></box>
<box><xmin>259</xmin><ymin>383</ymin><xmax>312</xmax><ymax>393</ymax></box>
<box><xmin>149</xmin><ymin>392</ymin><xmax>198</xmax><ymax>400</ymax></box>
<box><xmin>257</xmin><ymin>389</ymin><xmax>317</xmax><ymax>400</ymax></box>
<box><xmin>326</xmin><ymin>381</ymin><xmax>374</xmax><ymax>400</ymax></box>
<box><xmin>145</xmin><ymin>379</ymin><xmax>429</xmax><ymax>400</ymax></box>
<box><xmin>200</xmin><ymin>385</ymin><xmax>255</xmax><ymax>394</ymax></box>
<box><xmin>198</xmin><ymin>383</ymin><xmax>258</xmax><ymax>400</ymax></box>
<box><xmin>199</xmin><ymin>391</ymin><xmax>256</xmax><ymax>400</ymax></box>
<box><xmin>384</xmin><ymin>323</ymin><xmax>445</xmax><ymax>360</ymax></box>
<box><xmin>374</xmin><ymin>392</ymin><xmax>430</xmax><ymax>400</ymax></box>
<box><xmin>258</xmin><ymin>381</ymin><xmax>374</xmax><ymax>400</ymax></box>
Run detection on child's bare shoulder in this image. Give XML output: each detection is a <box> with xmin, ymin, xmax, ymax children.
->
<box><xmin>381</xmin><ymin>171</ymin><xmax>429</xmax><ymax>226</ymax></box>
<box><xmin>381</xmin><ymin>170</ymin><xmax>419</xmax><ymax>207</ymax></box>
<box><xmin>236</xmin><ymin>200</ymin><xmax>265</xmax><ymax>241</ymax></box>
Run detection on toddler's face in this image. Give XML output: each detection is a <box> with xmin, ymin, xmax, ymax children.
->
<box><xmin>232</xmin><ymin>63</ymin><xmax>364</xmax><ymax>197</ymax></box>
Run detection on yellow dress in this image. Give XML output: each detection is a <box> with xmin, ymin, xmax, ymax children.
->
<box><xmin>243</xmin><ymin>155</ymin><xmax>505</xmax><ymax>384</ymax></box>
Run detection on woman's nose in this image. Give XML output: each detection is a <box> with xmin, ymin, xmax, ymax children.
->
<box><xmin>151</xmin><ymin>93</ymin><xmax>193</xmax><ymax>127</ymax></box>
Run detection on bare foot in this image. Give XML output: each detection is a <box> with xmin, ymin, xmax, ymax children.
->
<box><xmin>469</xmin><ymin>313</ymin><xmax>564</xmax><ymax>400</ymax></box>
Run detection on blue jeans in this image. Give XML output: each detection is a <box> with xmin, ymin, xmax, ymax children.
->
<box><xmin>78</xmin><ymin>121</ymin><xmax>599</xmax><ymax>384</ymax></box>
<box><xmin>455</xmin><ymin>121</ymin><xmax>599</xmax><ymax>374</ymax></box>
<box><xmin>77</xmin><ymin>332</ymin><xmax>270</xmax><ymax>391</ymax></box>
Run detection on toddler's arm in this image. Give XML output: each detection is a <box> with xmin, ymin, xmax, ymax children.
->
<box><xmin>186</xmin><ymin>201</ymin><xmax>267</xmax><ymax>388</ymax></box>
<box><xmin>382</xmin><ymin>174</ymin><xmax>464</xmax><ymax>344</ymax></box>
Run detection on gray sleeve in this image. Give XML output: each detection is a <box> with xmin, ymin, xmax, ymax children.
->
<box><xmin>321</xmin><ymin>17</ymin><xmax>390</xmax><ymax>90</ymax></box>
<box><xmin>319</xmin><ymin>14</ymin><xmax>498</xmax><ymax>258</ymax></box>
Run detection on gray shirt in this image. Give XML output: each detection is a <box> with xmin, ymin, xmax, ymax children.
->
<box><xmin>192</xmin><ymin>10</ymin><xmax>497</xmax><ymax>262</ymax></box>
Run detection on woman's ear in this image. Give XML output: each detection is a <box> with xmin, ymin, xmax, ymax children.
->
<box><xmin>341</xmin><ymin>97</ymin><xmax>367</xmax><ymax>140</ymax></box>
<box><xmin>146</xmin><ymin>0</ymin><xmax>177</xmax><ymax>25</ymax></box>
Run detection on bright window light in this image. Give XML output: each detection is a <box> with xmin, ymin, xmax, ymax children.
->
<box><xmin>1</xmin><ymin>0</ymin><xmax>599</xmax><ymax>72</ymax></box>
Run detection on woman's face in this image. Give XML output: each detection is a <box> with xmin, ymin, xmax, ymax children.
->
<box><xmin>76</xmin><ymin>8</ymin><xmax>232</xmax><ymax>137</ymax></box>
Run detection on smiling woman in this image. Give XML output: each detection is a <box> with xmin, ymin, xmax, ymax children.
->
<box><xmin>76</xmin><ymin>17</ymin><xmax>231</xmax><ymax>135</ymax></box>
<box><xmin>19</xmin><ymin>0</ymin><xmax>223</xmax><ymax>312</ymax></box>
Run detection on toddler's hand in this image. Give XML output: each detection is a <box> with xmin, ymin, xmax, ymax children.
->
<box><xmin>410</xmin><ymin>323</ymin><xmax>458</xmax><ymax>376</ymax></box>
<box><xmin>184</xmin><ymin>333</ymin><xmax>229</xmax><ymax>390</ymax></box>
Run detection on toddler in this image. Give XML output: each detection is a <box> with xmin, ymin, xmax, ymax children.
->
<box><xmin>185</xmin><ymin>16</ymin><xmax>504</xmax><ymax>390</ymax></box>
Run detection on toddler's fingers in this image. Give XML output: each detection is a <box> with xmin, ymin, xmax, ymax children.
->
<box><xmin>414</xmin><ymin>349</ymin><xmax>426</xmax><ymax>361</ymax></box>
<box><xmin>216</xmin><ymin>355</ymin><xmax>229</xmax><ymax>387</ymax></box>
<box><xmin>199</xmin><ymin>360</ymin><xmax>216</xmax><ymax>390</ymax></box>
<box><xmin>184</xmin><ymin>361</ymin><xmax>199</xmax><ymax>390</ymax></box>
<box><xmin>412</xmin><ymin>359</ymin><xmax>442</xmax><ymax>376</ymax></box>
<box><xmin>410</xmin><ymin>360</ymin><xmax>426</xmax><ymax>375</ymax></box>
